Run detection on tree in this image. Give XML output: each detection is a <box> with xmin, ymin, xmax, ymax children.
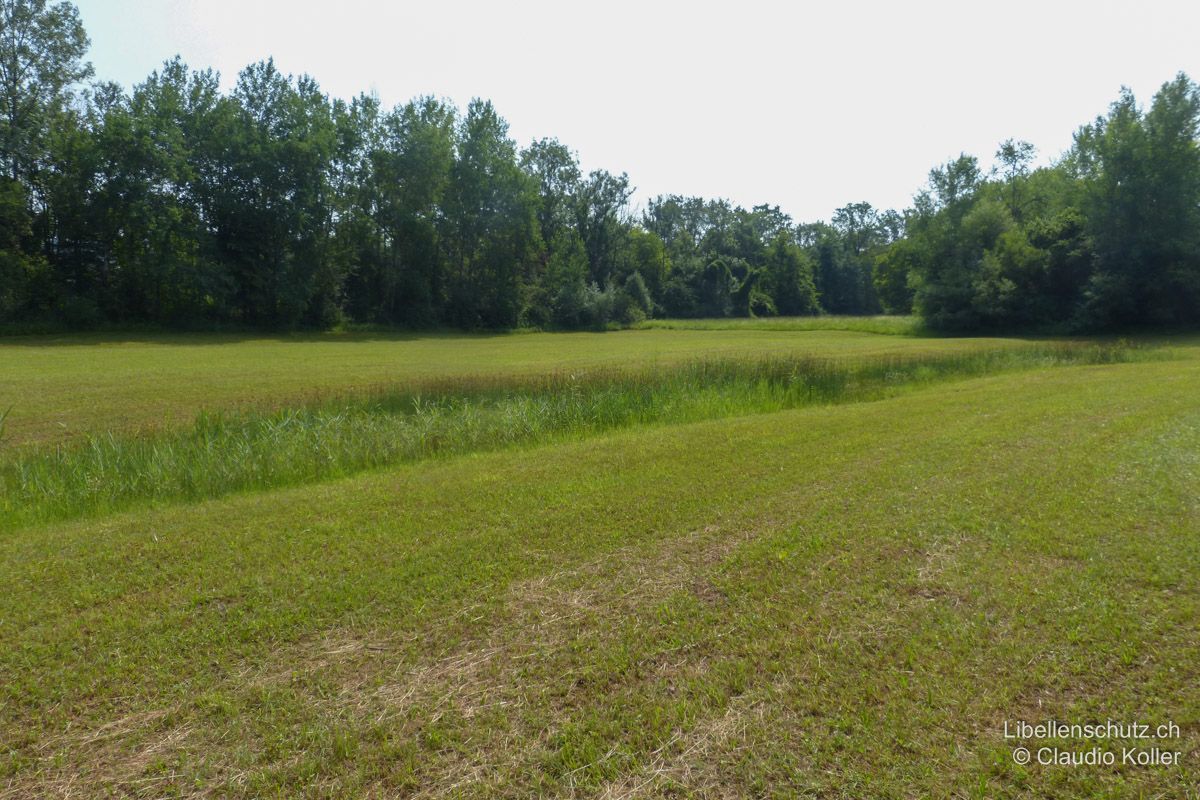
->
<box><xmin>0</xmin><ymin>0</ymin><xmax>89</xmax><ymax>323</ymax></box>
<box><xmin>928</xmin><ymin>154</ymin><xmax>982</xmax><ymax>211</ymax></box>
<box><xmin>623</xmin><ymin>226</ymin><xmax>669</xmax><ymax>301</ymax></box>
<box><xmin>2</xmin><ymin>4</ymin><xmax>1193</xmax><ymax>336</ymax></box>
<box><xmin>1073</xmin><ymin>76</ymin><xmax>1200</xmax><ymax>326</ymax></box>
<box><xmin>873</xmin><ymin>237</ymin><xmax>918</xmax><ymax>314</ymax></box>
<box><xmin>1140</xmin><ymin>74</ymin><xmax>1200</xmax><ymax>322</ymax></box>
<box><xmin>696</xmin><ymin>256</ymin><xmax>735</xmax><ymax>317</ymax></box>
<box><xmin>995</xmin><ymin>139</ymin><xmax>1035</xmax><ymax>219</ymax></box>
<box><xmin>907</xmin><ymin>155</ymin><xmax>990</xmax><ymax>329</ymax></box>
<box><xmin>520</xmin><ymin>137</ymin><xmax>580</xmax><ymax>251</ymax></box>
<box><xmin>574</xmin><ymin>169</ymin><xmax>632</xmax><ymax>286</ymax></box>
<box><xmin>764</xmin><ymin>232</ymin><xmax>818</xmax><ymax>315</ymax></box>
<box><xmin>747</xmin><ymin>204</ymin><xmax>793</xmax><ymax>247</ymax></box>
<box><xmin>615</xmin><ymin>270</ymin><xmax>652</xmax><ymax>324</ymax></box>
<box><xmin>367</xmin><ymin>96</ymin><xmax>456</xmax><ymax>324</ymax></box>
<box><xmin>643</xmin><ymin>194</ymin><xmax>705</xmax><ymax>259</ymax></box>
<box><xmin>0</xmin><ymin>0</ymin><xmax>91</xmax><ymax>183</ymax></box>
<box><xmin>829</xmin><ymin>201</ymin><xmax>885</xmax><ymax>313</ymax></box>
<box><xmin>204</xmin><ymin>61</ymin><xmax>338</xmax><ymax>326</ymax></box>
<box><xmin>94</xmin><ymin>59</ymin><xmax>224</xmax><ymax>323</ymax></box>
<box><xmin>444</xmin><ymin>99</ymin><xmax>539</xmax><ymax>328</ymax></box>
<box><xmin>0</xmin><ymin>175</ymin><xmax>39</xmax><ymax>316</ymax></box>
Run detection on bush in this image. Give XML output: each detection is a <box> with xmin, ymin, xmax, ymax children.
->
<box><xmin>614</xmin><ymin>271</ymin><xmax>653</xmax><ymax>324</ymax></box>
<box><xmin>59</xmin><ymin>295</ymin><xmax>104</xmax><ymax>329</ymax></box>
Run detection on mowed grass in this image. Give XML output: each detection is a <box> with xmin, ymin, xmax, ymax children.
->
<box><xmin>0</xmin><ymin>325</ymin><xmax>1040</xmax><ymax>448</ymax></box>
<box><xmin>1</xmin><ymin>355</ymin><xmax>1199</xmax><ymax>797</ymax></box>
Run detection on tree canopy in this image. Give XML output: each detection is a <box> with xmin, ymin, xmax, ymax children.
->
<box><xmin>1</xmin><ymin>2</ymin><xmax>1197</xmax><ymax>332</ymax></box>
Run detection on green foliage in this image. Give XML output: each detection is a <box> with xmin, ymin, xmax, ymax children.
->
<box><xmin>623</xmin><ymin>227</ymin><xmax>669</xmax><ymax>298</ymax></box>
<box><xmin>1073</xmin><ymin>75</ymin><xmax>1200</xmax><ymax>327</ymax></box>
<box><xmin>520</xmin><ymin>137</ymin><xmax>580</xmax><ymax>248</ymax></box>
<box><xmin>659</xmin><ymin>267</ymin><xmax>700</xmax><ymax>318</ymax></box>
<box><xmin>995</xmin><ymin>138</ymin><xmax>1036</xmax><ymax>218</ymax></box>
<box><xmin>617</xmin><ymin>271</ymin><xmax>653</xmax><ymax>324</ymax></box>
<box><xmin>348</xmin><ymin>95</ymin><xmax>457</xmax><ymax>326</ymax></box>
<box><xmin>873</xmin><ymin>237</ymin><xmax>917</xmax><ymax>314</ymax></box>
<box><xmin>764</xmin><ymin>232</ymin><xmax>819</xmax><ymax>316</ymax></box>
<box><xmin>0</xmin><ymin>0</ymin><xmax>92</xmax><ymax>183</ymax></box>
<box><xmin>2</xmin><ymin>5</ymin><xmax>1197</xmax><ymax>334</ymax></box>
<box><xmin>903</xmin><ymin>77</ymin><xmax>1200</xmax><ymax>332</ymax></box>
<box><xmin>731</xmin><ymin>265</ymin><xmax>760</xmax><ymax>317</ymax></box>
<box><xmin>444</xmin><ymin>99</ymin><xmax>539</xmax><ymax>328</ymax></box>
<box><xmin>574</xmin><ymin>169</ymin><xmax>632</xmax><ymax>287</ymax></box>
<box><xmin>697</xmin><ymin>256</ymin><xmax>735</xmax><ymax>317</ymax></box>
<box><xmin>0</xmin><ymin>177</ymin><xmax>40</xmax><ymax>317</ymax></box>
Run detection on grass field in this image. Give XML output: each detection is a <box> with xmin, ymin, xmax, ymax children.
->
<box><xmin>1</xmin><ymin>321</ymin><xmax>1035</xmax><ymax>448</ymax></box>
<box><xmin>2</xmin><ymin>324</ymin><xmax>1198</xmax><ymax>798</ymax></box>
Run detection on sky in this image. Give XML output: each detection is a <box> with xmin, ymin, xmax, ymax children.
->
<box><xmin>73</xmin><ymin>0</ymin><xmax>1200</xmax><ymax>222</ymax></box>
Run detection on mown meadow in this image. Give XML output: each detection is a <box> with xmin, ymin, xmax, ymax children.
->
<box><xmin>1</xmin><ymin>321</ymin><xmax>1198</xmax><ymax>798</ymax></box>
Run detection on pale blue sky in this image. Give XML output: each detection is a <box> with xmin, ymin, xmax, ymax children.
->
<box><xmin>73</xmin><ymin>0</ymin><xmax>1200</xmax><ymax>221</ymax></box>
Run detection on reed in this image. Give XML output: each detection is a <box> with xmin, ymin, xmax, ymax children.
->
<box><xmin>633</xmin><ymin>315</ymin><xmax>926</xmax><ymax>335</ymax></box>
<box><xmin>0</xmin><ymin>342</ymin><xmax>1147</xmax><ymax>531</ymax></box>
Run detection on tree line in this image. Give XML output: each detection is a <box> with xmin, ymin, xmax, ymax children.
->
<box><xmin>883</xmin><ymin>76</ymin><xmax>1200</xmax><ymax>331</ymax></box>
<box><xmin>2</xmin><ymin>0</ymin><xmax>1198</xmax><ymax>332</ymax></box>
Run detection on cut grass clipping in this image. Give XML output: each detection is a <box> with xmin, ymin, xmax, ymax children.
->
<box><xmin>1</xmin><ymin>341</ymin><xmax>1147</xmax><ymax>531</ymax></box>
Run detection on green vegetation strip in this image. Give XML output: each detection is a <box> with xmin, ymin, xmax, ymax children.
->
<box><xmin>1</xmin><ymin>342</ymin><xmax>1149</xmax><ymax>531</ymax></box>
<box><xmin>0</xmin><ymin>327</ymin><xmax>1026</xmax><ymax>449</ymax></box>
<box><xmin>1</xmin><ymin>359</ymin><xmax>1197</xmax><ymax>797</ymax></box>
<box><xmin>634</xmin><ymin>314</ymin><xmax>926</xmax><ymax>335</ymax></box>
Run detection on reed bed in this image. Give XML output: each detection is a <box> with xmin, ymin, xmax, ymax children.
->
<box><xmin>0</xmin><ymin>342</ymin><xmax>1146</xmax><ymax>530</ymax></box>
<box><xmin>633</xmin><ymin>315</ymin><xmax>925</xmax><ymax>335</ymax></box>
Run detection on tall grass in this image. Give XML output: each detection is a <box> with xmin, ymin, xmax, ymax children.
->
<box><xmin>0</xmin><ymin>342</ymin><xmax>1148</xmax><ymax>531</ymax></box>
<box><xmin>634</xmin><ymin>315</ymin><xmax>925</xmax><ymax>336</ymax></box>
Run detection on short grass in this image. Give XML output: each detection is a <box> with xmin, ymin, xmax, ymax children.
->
<box><xmin>1</xmin><ymin>325</ymin><xmax>1045</xmax><ymax>448</ymax></box>
<box><xmin>2</xmin><ymin>351</ymin><xmax>1198</xmax><ymax>797</ymax></box>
